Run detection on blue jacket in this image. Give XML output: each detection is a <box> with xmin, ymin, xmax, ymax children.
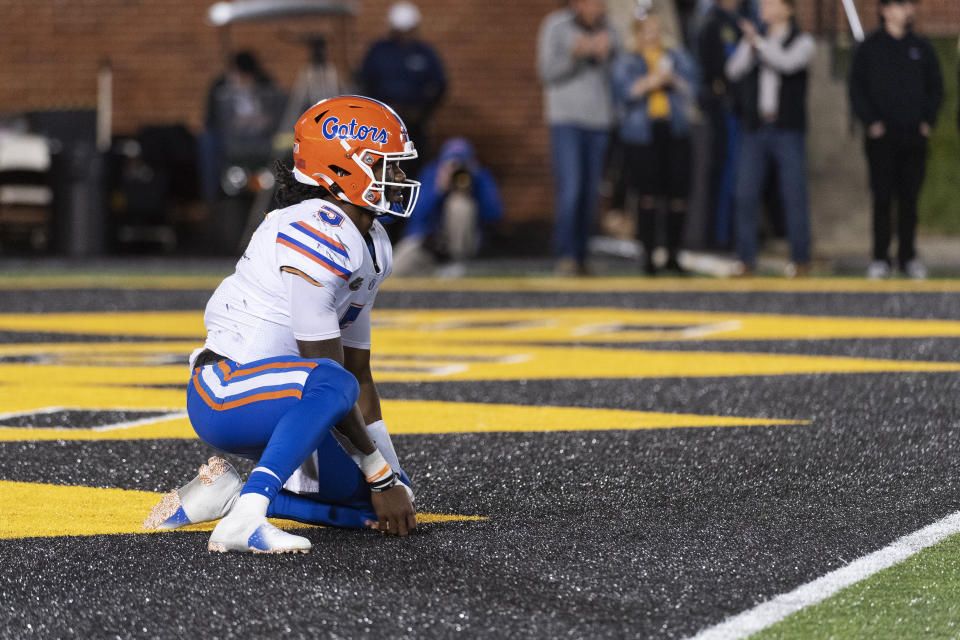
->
<box><xmin>611</xmin><ymin>47</ymin><xmax>699</xmax><ymax>145</ymax></box>
<box><xmin>404</xmin><ymin>139</ymin><xmax>503</xmax><ymax>240</ymax></box>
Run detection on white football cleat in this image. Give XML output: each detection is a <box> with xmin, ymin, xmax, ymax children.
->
<box><xmin>142</xmin><ymin>457</ymin><xmax>242</xmax><ymax>530</ymax></box>
<box><xmin>208</xmin><ymin>516</ymin><xmax>312</xmax><ymax>554</ymax></box>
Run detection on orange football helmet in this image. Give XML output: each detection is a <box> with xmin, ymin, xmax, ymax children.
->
<box><xmin>292</xmin><ymin>95</ymin><xmax>420</xmax><ymax>217</ymax></box>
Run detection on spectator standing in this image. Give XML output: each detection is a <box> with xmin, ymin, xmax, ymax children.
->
<box><xmin>393</xmin><ymin>138</ymin><xmax>503</xmax><ymax>277</ymax></box>
<box><xmin>697</xmin><ymin>0</ymin><xmax>742</xmax><ymax>249</ymax></box>
<box><xmin>537</xmin><ymin>0</ymin><xmax>619</xmax><ymax>276</ymax></box>
<box><xmin>358</xmin><ymin>1</ymin><xmax>446</xmax><ymax>179</ymax></box>
<box><xmin>850</xmin><ymin>0</ymin><xmax>943</xmax><ymax>280</ymax></box>
<box><xmin>200</xmin><ymin>51</ymin><xmax>283</xmax><ymax>202</ymax></box>
<box><xmin>611</xmin><ymin>9</ymin><xmax>698</xmax><ymax>274</ymax></box>
<box><xmin>199</xmin><ymin>51</ymin><xmax>285</xmax><ymax>252</ymax></box>
<box><xmin>726</xmin><ymin>0</ymin><xmax>814</xmax><ymax>277</ymax></box>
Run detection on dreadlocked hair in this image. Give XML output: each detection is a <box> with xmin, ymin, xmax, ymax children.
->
<box><xmin>273</xmin><ymin>161</ymin><xmax>334</xmax><ymax>209</ymax></box>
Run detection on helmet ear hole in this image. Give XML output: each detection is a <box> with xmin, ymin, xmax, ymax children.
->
<box><xmin>329</xmin><ymin>165</ymin><xmax>352</xmax><ymax>177</ymax></box>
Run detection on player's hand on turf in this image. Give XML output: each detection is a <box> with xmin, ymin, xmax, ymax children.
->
<box><xmin>367</xmin><ymin>485</ymin><xmax>417</xmax><ymax>536</ymax></box>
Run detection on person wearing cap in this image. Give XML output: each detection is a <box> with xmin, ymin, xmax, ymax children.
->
<box><xmin>358</xmin><ymin>1</ymin><xmax>447</xmax><ymax>181</ymax></box>
<box><xmin>392</xmin><ymin>137</ymin><xmax>503</xmax><ymax>277</ymax></box>
<box><xmin>850</xmin><ymin>0</ymin><xmax>943</xmax><ymax>280</ymax></box>
<box><xmin>537</xmin><ymin>0</ymin><xmax>620</xmax><ymax>276</ymax></box>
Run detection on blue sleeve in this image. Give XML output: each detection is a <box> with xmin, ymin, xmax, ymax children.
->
<box><xmin>426</xmin><ymin>46</ymin><xmax>447</xmax><ymax>93</ymax></box>
<box><xmin>472</xmin><ymin>169</ymin><xmax>503</xmax><ymax>225</ymax></box>
<box><xmin>675</xmin><ymin>49</ymin><xmax>700</xmax><ymax>91</ymax></box>
<box><xmin>358</xmin><ymin>42</ymin><xmax>384</xmax><ymax>94</ymax></box>
<box><xmin>612</xmin><ymin>56</ymin><xmax>644</xmax><ymax>107</ymax></box>
<box><xmin>611</xmin><ymin>57</ymin><xmax>632</xmax><ymax>107</ymax></box>
<box><xmin>415</xmin><ymin>44</ymin><xmax>447</xmax><ymax>107</ymax></box>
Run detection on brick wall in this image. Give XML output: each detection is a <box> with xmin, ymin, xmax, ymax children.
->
<box><xmin>2</xmin><ymin>0</ymin><xmax>562</xmax><ymax>224</ymax></box>
<box><xmin>2</xmin><ymin>1</ymin><xmax>959</xmax><ymax>225</ymax></box>
<box><xmin>805</xmin><ymin>0</ymin><xmax>960</xmax><ymax>37</ymax></box>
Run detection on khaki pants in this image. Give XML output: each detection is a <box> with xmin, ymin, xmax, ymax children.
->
<box><xmin>393</xmin><ymin>191</ymin><xmax>478</xmax><ymax>276</ymax></box>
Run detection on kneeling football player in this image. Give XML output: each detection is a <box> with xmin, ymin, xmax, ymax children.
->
<box><xmin>143</xmin><ymin>95</ymin><xmax>420</xmax><ymax>553</ymax></box>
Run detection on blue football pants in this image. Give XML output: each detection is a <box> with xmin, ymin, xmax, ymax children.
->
<box><xmin>186</xmin><ymin>355</ymin><xmax>405</xmax><ymax>528</ymax></box>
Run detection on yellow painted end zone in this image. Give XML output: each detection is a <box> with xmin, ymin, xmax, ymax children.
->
<box><xmin>0</xmin><ymin>481</ymin><xmax>485</xmax><ymax>540</ymax></box>
<box><xmin>0</xmin><ymin>402</ymin><xmax>808</xmax><ymax>442</ymax></box>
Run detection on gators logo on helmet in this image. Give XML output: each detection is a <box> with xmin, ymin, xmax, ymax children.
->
<box><xmin>292</xmin><ymin>95</ymin><xmax>420</xmax><ymax>218</ymax></box>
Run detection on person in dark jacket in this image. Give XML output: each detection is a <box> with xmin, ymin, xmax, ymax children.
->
<box><xmin>358</xmin><ymin>2</ymin><xmax>447</xmax><ymax>178</ymax></box>
<box><xmin>726</xmin><ymin>0</ymin><xmax>814</xmax><ymax>277</ymax></box>
<box><xmin>849</xmin><ymin>0</ymin><xmax>943</xmax><ymax>280</ymax></box>
<box><xmin>697</xmin><ymin>0</ymin><xmax>743</xmax><ymax>250</ymax></box>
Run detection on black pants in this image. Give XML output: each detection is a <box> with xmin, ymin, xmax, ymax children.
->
<box><xmin>623</xmin><ymin>122</ymin><xmax>691</xmax><ymax>262</ymax></box>
<box><xmin>864</xmin><ymin>131</ymin><xmax>928</xmax><ymax>267</ymax></box>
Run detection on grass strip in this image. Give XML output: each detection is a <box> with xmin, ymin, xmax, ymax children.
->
<box><xmin>752</xmin><ymin>532</ymin><xmax>960</xmax><ymax>639</ymax></box>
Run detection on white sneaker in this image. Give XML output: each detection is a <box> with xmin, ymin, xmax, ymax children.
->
<box><xmin>142</xmin><ymin>457</ymin><xmax>242</xmax><ymax>530</ymax></box>
<box><xmin>904</xmin><ymin>260</ymin><xmax>928</xmax><ymax>280</ymax></box>
<box><xmin>866</xmin><ymin>260</ymin><xmax>890</xmax><ymax>280</ymax></box>
<box><xmin>208</xmin><ymin>515</ymin><xmax>311</xmax><ymax>554</ymax></box>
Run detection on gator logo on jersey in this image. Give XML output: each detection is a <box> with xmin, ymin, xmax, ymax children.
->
<box><xmin>321</xmin><ymin>117</ymin><xmax>389</xmax><ymax>145</ymax></box>
<box><xmin>348</xmin><ymin>277</ymin><xmax>364</xmax><ymax>291</ymax></box>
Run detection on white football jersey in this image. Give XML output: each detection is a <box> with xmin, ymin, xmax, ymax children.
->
<box><xmin>199</xmin><ymin>198</ymin><xmax>393</xmax><ymax>364</ymax></box>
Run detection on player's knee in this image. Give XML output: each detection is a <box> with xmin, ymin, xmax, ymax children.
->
<box><xmin>303</xmin><ymin>359</ymin><xmax>360</xmax><ymax>415</ymax></box>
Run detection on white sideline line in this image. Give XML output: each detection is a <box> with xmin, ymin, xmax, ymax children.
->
<box><xmin>688</xmin><ymin>509</ymin><xmax>960</xmax><ymax>640</ymax></box>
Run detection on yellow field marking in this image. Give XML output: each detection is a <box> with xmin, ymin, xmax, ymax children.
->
<box><xmin>3</xmin><ymin>274</ymin><xmax>960</xmax><ymax>293</ymax></box>
<box><xmin>0</xmin><ymin>312</ymin><xmax>203</xmax><ymax>338</ymax></box>
<box><xmin>5</xmin><ymin>308</ymin><xmax>960</xmax><ymax>344</ymax></box>
<box><xmin>384</xmin><ymin>277</ymin><xmax>960</xmax><ymax>294</ymax></box>
<box><xmin>0</xmin><ymin>481</ymin><xmax>484</xmax><ymax>540</ymax></box>
<box><xmin>382</xmin><ymin>400</ymin><xmax>807</xmax><ymax>433</ymax></box>
<box><xmin>370</xmin><ymin>308</ymin><xmax>960</xmax><ymax>343</ymax></box>
<box><xmin>0</xmin><ymin>401</ymin><xmax>807</xmax><ymax>442</ymax></box>
<box><xmin>0</xmin><ymin>387</ymin><xmax>186</xmax><ymax>417</ymax></box>
<box><xmin>0</xmin><ymin>415</ymin><xmax>196</xmax><ymax>442</ymax></box>
<box><xmin>366</xmin><ymin>347</ymin><xmax>960</xmax><ymax>382</ymax></box>
<box><xmin>0</xmin><ymin>348</ymin><xmax>958</xmax><ymax>417</ymax></box>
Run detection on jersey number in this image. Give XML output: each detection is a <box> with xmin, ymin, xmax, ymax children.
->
<box><xmin>339</xmin><ymin>303</ymin><xmax>364</xmax><ymax>329</ymax></box>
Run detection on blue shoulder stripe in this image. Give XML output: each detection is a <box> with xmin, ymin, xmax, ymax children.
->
<box><xmin>291</xmin><ymin>221</ymin><xmax>350</xmax><ymax>258</ymax></box>
<box><xmin>276</xmin><ymin>232</ymin><xmax>351</xmax><ymax>277</ymax></box>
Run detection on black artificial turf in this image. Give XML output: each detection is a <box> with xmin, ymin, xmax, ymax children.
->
<box><xmin>1</xmin><ymin>284</ymin><xmax>959</xmax><ymax>638</ymax></box>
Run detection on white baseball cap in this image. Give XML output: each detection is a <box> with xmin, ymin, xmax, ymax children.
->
<box><xmin>388</xmin><ymin>1</ymin><xmax>421</xmax><ymax>31</ymax></box>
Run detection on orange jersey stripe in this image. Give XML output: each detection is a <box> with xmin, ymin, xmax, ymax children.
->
<box><xmin>193</xmin><ymin>372</ymin><xmax>219</xmax><ymax>410</ymax></box>
<box><xmin>296</xmin><ymin>221</ymin><xmax>347</xmax><ymax>252</ymax></box>
<box><xmin>276</xmin><ymin>237</ymin><xmax>350</xmax><ymax>281</ymax></box>
<box><xmin>192</xmin><ymin>373</ymin><xmax>304</xmax><ymax>411</ymax></box>
<box><xmin>218</xmin><ymin>359</ymin><xmax>317</xmax><ymax>382</ymax></box>
<box><xmin>366</xmin><ymin>464</ymin><xmax>392</xmax><ymax>482</ymax></box>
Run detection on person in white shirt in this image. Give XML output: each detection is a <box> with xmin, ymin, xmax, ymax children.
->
<box><xmin>725</xmin><ymin>0</ymin><xmax>814</xmax><ymax>277</ymax></box>
<box><xmin>143</xmin><ymin>95</ymin><xmax>421</xmax><ymax>553</ymax></box>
